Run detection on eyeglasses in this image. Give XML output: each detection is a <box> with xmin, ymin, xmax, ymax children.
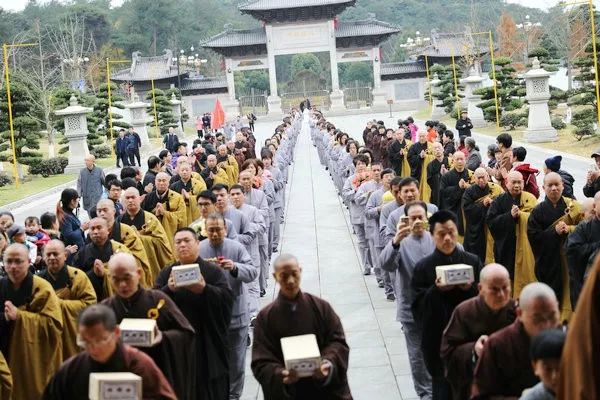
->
<box><xmin>76</xmin><ymin>332</ymin><xmax>115</xmax><ymax>349</ymax></box>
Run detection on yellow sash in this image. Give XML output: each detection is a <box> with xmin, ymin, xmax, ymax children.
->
<box><xmin>474</xmin><ymin>182</ymin><xmax>504</xmax><ymax>264</ymax></box>
<box><xmin>418</xmin><ymin>143</ymin><xmax>435</xmax><ymax>203</ymax></box>
<box><xmin>513</xmin><ymin>191</ymin><xmax>538</xmax><ymax>299</ymax></box>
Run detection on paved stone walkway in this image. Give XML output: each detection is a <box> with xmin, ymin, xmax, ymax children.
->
<box><xmin>241</xmin><ymin>113</ymin><xmax>417</xmax><ymax>400</ymax></box>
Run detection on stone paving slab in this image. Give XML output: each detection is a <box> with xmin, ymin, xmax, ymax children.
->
<box><xmin>240</xmin><ymin>114</ymin><xmax>417</xmax><ymax>400</ymax></box>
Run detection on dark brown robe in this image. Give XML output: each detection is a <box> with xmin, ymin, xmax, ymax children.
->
<box><xmin>155</xmin><ymin>257</ymin><xmax>233</xmax><ymax>400</ymax></box>
<box><xmin>471</xmin><ymin>320</ymin><xmax>537</xmax><ymax>399</ymax></box>
<box><xmin>441</xmin><ymin>296</ymin><xmax>516</xmax><ymax>400</ymax></box>
<box><xmin>42</xmin><ymin>343</ymin><xmax>176</xmax><ymax>400</ymax></box>
<box><xmin>251</xmin><ymin>291</ymin><xmax>352</xmax><ymax>400</ymax></box>
<box><xmin>102</xmin><ymin>288</ymin><xmax>196</xmax><ymax>400</ymax></box>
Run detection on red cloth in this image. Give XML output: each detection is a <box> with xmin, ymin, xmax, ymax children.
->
<box><xmin>211</xmin><ymin>99</ymin><xmax>225</xmax><ymax>130</ymax></box>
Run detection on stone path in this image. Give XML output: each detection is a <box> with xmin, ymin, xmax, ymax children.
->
<box><xmin>241</xmin><ymin>113</ymin><xmax>417</xmax><ymax>400</ymax></box>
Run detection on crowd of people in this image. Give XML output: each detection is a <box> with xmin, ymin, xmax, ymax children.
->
<box><xmin>0</xmin><ymin>109</ymin><xmax>317</xmax><ymax>400</ymax></box>
<box><xmin>310</xmin><ymin>108</ymin><xmax>600</xmax><ymax>399</ymax></box>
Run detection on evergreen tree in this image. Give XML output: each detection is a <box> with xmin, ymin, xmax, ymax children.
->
<box><xmin>0</xmin><ymin>79</ymin><xmax>43</xmax><ymax>166</ymax></box>
<box><xmin>430</xmin><ymin>63</ymin><xmax>463</xmax><ymax>116</ymax></box>
<box><xmin>94</xmin><ymin>82</ymin><xmax>130</xmax><ymax>145</ymax></box>
<box><xmin>166</xmin><ymin>87</ymin><xmax>188</xmax><ymax>124</ymax></box>
<box><xmin>568</xmin><ymin>41</ymin><xmax>600</xmax><ymax>140</ymax></box>
<box><xmin>146</xmin><ymin>88</ymin><xmax>177</xmax><ymax>135</ymax></box>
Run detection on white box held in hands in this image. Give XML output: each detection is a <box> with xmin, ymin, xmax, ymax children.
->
<box><xmin>89</xmin><ymin>372</ymin><xmax>142</xmax><ymax>400</ymax></box>
<box><xmin>280</xmin><ymin>334</ymin><xmax>321</xmax><ymax>378</ymax></box>
<box><xmin>435</xmin><ymin>264</ymin><xmax>474</xmax><ymax>286</ymax></box>
<box><xmin>120</xmin><ymin>318</ymin><xmax>158</xmax><ymax>347</ymax></box>
<box><xmin>172</xmin><ymin>263</ymin><xmax>202</xmax><ymax>287</ymax></box>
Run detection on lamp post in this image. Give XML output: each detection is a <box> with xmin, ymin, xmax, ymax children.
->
<box><xmin>3</xmin><ymin>42</ymin><xmax>37</xmax><ymax>188</ymax></box>
<box><xmin>62</xmin><ymin>56</ymin><xmax>90</xmax><ymax>91</ymax></box>
<box><xmin>516</xmin><ymin>15</ymin><xmax>542</xmax><ymax>63</ymax></box>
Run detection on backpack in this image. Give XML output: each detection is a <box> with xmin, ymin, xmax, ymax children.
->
<box><xmin>515</xmin><ymin>164</ymin><xmax>540</xmax><ymax>198</ymax></box>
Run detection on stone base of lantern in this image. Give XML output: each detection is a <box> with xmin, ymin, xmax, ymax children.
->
<box><xmin>524</xmin><ymin>126</ymin><xmax>558</xmax><ymax>143</ymax></box>
<box><xmin>371</xmin><ymin>88</ymin><xmax>388</xmax><ymax>112</ymax></box>
<box><xmin>64</xmin><ymin>135</ymin><xmax>90</xmax><ymax>174</ymax></box>
<box><xmin>329</xmin><ymin>90</ymin><xmax>346</xmax><ymax>112</ymax></box>
<box><xmin>266</xmin><ymin>96</ymin><xmax>282</xmax><ymax>117</ymax></box>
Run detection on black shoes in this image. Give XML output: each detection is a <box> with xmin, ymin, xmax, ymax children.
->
<box><xmin>386</xmin><ymin>293</ymin><xmax>396</xmax><ymax>302</ymax></box>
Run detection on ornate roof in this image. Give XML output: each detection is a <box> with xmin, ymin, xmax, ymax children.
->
<box><xmin>381</xmin><ymin>61</ymin><xmax>426</xmax><ymax>76</ymax></box>
<box><xmin>239</xmin><ymin>0</ymin><xmax>355</xmax><ymax>22</ymax></box>
<box><xmin>201</xmin><ymin>19</ymin><xmax>400</xmax><ymax>55</ymax></box>
<box><xmin>416</xmin><ymin>29</ymin><xmax>489</xmax><ymax>58</ymax></box>
<box><xmin>111</xmin><ymin>50</ymin><xmax>185</xmax><ymax>82</ymax></box>
<box><xmin>181</xmin><ymin>77</ymin><xmax>228</xmax><ymax>91</ymax></box>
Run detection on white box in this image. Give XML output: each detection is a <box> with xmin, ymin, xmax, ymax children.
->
<box><xmin>119</xmin><ymin>318</ymin><xmax>158</xmax><ymax>347</ymax></box>
<box><xmin>89</xmin><ymin>372</ymin><xmax>142</xmax><ymax>400</ymax></box>
<box><xmin>172</xmin><ymin>264</ymin><xmax>202</xmax><ymax>287</ymax></box>
<box><xmin>280</xmin><ymin>334</ymin><xmax>321</xmax><ymax>378</ymax></box>
<box><xmin>435</xmin><ymin>264</ymin><xmax>474</xmax><ymax>286</ymax></box>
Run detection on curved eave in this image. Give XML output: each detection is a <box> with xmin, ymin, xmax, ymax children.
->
<box><xmin>240</xmin><ymin>4</ymin><xmax>353</xmax><ymax>23</ymax></box>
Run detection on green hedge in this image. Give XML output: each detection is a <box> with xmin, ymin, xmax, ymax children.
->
<box><xmin>28</xmin><ymin>157</ymin><xmax>69</xmax><ymax>177</ymax></box>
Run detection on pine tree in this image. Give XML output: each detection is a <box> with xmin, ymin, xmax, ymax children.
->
<box><xmin>94</xmin><ymin>82</ymin><xmax>130</xmax><ymax>146</ymax></box>
<box><xmin>0</xmin><ymin>79</ymin><xmax>43</xmax><ymax>166</ymax></box>
<box><xmin>166</xmin><ymin>88</ymin><xmax>188</xmax><ymax>124</ymax></box>
<box><xmin>146</xmin><ymin>88</ymin><xmax>177</xmax><ymax>135</ymax></box>
<box><xmin>430</xmin><ymin>63</ymin><xmax>463</xmax><ymax>117</ymax></box>
<box><xmin>568</xmin><ymin>41</ymin><xmax>600</xmax><ymax>140</ymax></box>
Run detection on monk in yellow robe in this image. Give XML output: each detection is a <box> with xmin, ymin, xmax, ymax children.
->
<box><xmin>39</xmin><ymin>239</ymin><xmax>97</xmax><ymax>360</ymax></box>
<box><xmin>170</xmin><ymin>162</ymin><xmax>207</xmax><ymax>225</ymax></box>
<box><xmin>0</xmin><ymin>243</ymin><xmax>63</xmax><ymax>400</ymax></box>
<box><xmin>0</xmin><ymin>351</ymin><xmax>12</xmax><ymax>400</ymax></box>
<box><xmin>217</xmin><ymin>144</ymin><xmax>240</xmax><ymax>184</ymax></box>
<box><xmin>143</xmin><ymin>172</ymin><xmax>186</xmax><ymax>242</ymax></box>
<box><xmin>70</xmin><ymin>218</ymin><xmax>132</xmax><ymax>301</ymax></box>
<box><xmin>527</xmin><ymin>172</ymin><xmax>583</xmax><ymax>322</ymax></box>
<box><xmin>96</xmin><ymin>199</ymin><xmax>153</xmax><ymax>287</ymax></box>
<box><xmin>120</xmin><ymin>187</ymin><xmax>175</xmax><ymax>276</ymax></box>
<box><xmin>462</xmin><ymin>168</ymin><xmax>504</xmax><ymax>264</ymax></box>
<box><xmin>406</xmin><ymin>131</ymin><xmax>434</xmax><ymax>202</ymax></box>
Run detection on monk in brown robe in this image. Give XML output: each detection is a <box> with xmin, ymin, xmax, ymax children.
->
<box><xmin>39</xmin><ymin>240</ymin><xmax>97</xmax><ymax>360</ymax></box>
<box><xmin>120</xmin><ymin>187</ymin><xmax>174</xmax><ymax>276</ymax></box>
<box><xmin>1</xmin><ymin>243</ymin><xmax>63</xmax><ymax>400</ymax></box>
<box><xmin>103</xmin><ymin>253</ymin><xmax>196</xmax><ymax>399</ymax></box>
<box><xmin>441</xmin><ymin>263</ymin><xmax>516</xmax><ymax>400</ymax></box>
<box><xmin>42</xmin><ymin>304</ymin><xmax>176</xmax><ymax>399</ymax></box>
<box><xmin>251</xmin><ymin>254</ymin><xmax>352</xmax><ymax>400</ymax></box>
<box><xmin>143</xmin><ymin>172</ymin><xmax>186</xmax><ymax>242</ymax></box>
<box><xmin>557</xmin><ymin>253</ymin><xmax>600</xmax><ymax>399</ymax></box>
<box><xmin>96</xmin><ymin>199</ymin><xmax>153</xmax><ymax>287</ymax></box>
<box><xmin>472</xmin><ymin>282</ymin><xmax>560</xmax><ymax>399</ymax></box>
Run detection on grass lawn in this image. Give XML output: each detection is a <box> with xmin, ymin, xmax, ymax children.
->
<box><xmin>0</xmin><ymin>173</ymin><xmax>77</xmax><ymax>206</ymax></box>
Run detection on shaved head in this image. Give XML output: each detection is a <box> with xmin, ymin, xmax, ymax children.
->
<box><xmin>480</xmin><ymin>263</ymin><xmax>510</xmax><ymax>283</ymax></box>
<box><xmin>156</xmin><ymin>172</ymin><xmax>170</xmax><ymax>181</ymax></box>
<box><xmin>519</xmin><ymin>282</ymin><xmax>557</xmax><ymax>311</ymax></box>
<box><xmin>108</xmin><ymin>253</ymin><xmax>141</xmax><ymax>299</ymax></box>
<box><xmin>582</xmin><ymin>197</ymin><xmax>595</xmax><ymax>221</ymax></box>
<box><xmin>108</xmin><ymin>252</ymin><xmax>138</xmax><ymax>274</ymax></box>
<box><xmin>543</xmin><ymin>172</ymin><xmax>562</xmax><ymax>185</ymax></box>
<box><xmin>272</xmin><ymin>253</ymin><xmax>299</xmax><ymax>272</ymax></box>
<box><xmin>507</xmin><ymin>171</ymin><xmax>523</xmax><ymax>181</ymax></box>
<box><xmin>474</xmin><ymin>167</ymin><xmax>488</xmax><ymax>178</ymax></box>
<box><xmin>479</xmin><ymin>263</ymin><xmax>512</xmax><ymax>311</ymax></box>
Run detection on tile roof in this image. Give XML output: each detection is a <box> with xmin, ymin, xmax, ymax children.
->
<box><xmin>111</xmin><ymin>50</ymin><xmax>181</xmax><ymax>81</ymax></box>
<box><xmin>380</xmin><ymin>61</ymin><xmax>426</xmax><ymax>75</ymax></box>
<box><xmin>239</xmin><ymin>0</ymin><xmax>354</xmax><ymax>11</ymax></box>
<box><xmin>336</xmin><ymin>20</ymin><xmax>401</xmax><ymax>38</ymax></box>
<box><xmin>418</xmin><ymin>31</ymin><xmax>489</xmax><ymax>58</ymax></box>
<box><xmin>181</xmin><ymin>77</ymin><xmax>228</xmax><ymax>91</ymax></box>
<box><xmin>202</xmin><ymin>20</ymin><xmax>400</xmax><ymax>49</ymax></box>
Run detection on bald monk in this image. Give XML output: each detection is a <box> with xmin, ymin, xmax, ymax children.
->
<box><xmin>96</xmin><ymin>199</ymin><xmax>153</xmax><ymax>287</ymax></box>
<box><xmin>143</xmin><ymin>172</ymin><xmax>186</xmax><ymax>242</ymax></box>
<box><xmin>0</xmin><ymin>244</ymin><xmax>63</xmax><ymax>399</ymax></box>
<box><xmin>441</xmin><ymin>264</ymin><xmax>516</xmax><ymax>400</ymax></box>
<box><xmin>217</xmin><ymin>144</ymin><xmax>239</xmax><ymax>184</ymax></box>
<box><xmin>439</xmin><ymin>151</ymin><xmax>473</xmax><ymax>237</ymax></box>
<box><xmin>462</xmin><ymin>168</ymin><xmax>504</xmax><ymax>263</ymax></box>
<box><xmin>170</xmin><ymin>161</ymin><xmax>207</xmax><ymax>225</ymax></box>
<box><xmin>0</xmin><ymin>351</ymin><xmax>11</xmax><ymax>400</ymax></box>
<box><xmin>486</xmin><ymin>171</ymin><xmax>538</xmax><ymax>298</ymax></box>
<box><xmin>202</xmin><ymin>154</ymin><xmax>231</xmax><ymax>188</ymax></box>
<box><xmin>102</xmin><ymin>253</ymin><xmax>196</xmax><ymax>399</ymax></box>
<box><xmin>472</xmin><ymin>282</ymin><xmax>560</xmax><ymax>399</ymax></box>
<box><xmin>70</xmin><ymin>218</ymin><xmax>131</xmax><ymax>301</ymax></box>
<box><xmin>527</xmin><ymin>172</ymin><xmax>583</xmax><ymax>320</ymax></box>
<box><xmin>580</xmin><ymin>196</ymin><xmax>596</xmax><ymax>221</ymax></box>
<box><xmin>119</xmin><ymin>187</ymin><xmax>174</xmax><ymax>275</ymax></box>
<box><xmin>39</xmin><ymin>240</ymin><xmax>97</xmax><ymax>360</ymax></box>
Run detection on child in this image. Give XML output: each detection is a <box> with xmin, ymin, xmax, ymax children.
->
<box><xmin>24</xmin><ymin>216</ymin><xmax>50</xmax><ymax>252</ymax></box>
<box><xmin>6</xmin><ymin>224</ymin><xmax>38</xmax><ymax>267</ymax></box>
<box><xmin>520</xmin><ymin>328</ymin><xmax>566</xmax><ymax>400</ymax></box>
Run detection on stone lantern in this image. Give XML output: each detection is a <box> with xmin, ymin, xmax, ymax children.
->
<box><xmin>54</xmin><ymin>95</ymin><xmax>93</xmax><ymax>173</ymax></box>
<box><xmin>170</xmin><ymin>93</ymin><xmax>184</xmax><ymax>134</ymax></box>
<box><xmin>461</xmin><ymin>69</ymin><xmax>486</xmax><ymax>128</ymax></box>
<box><xmin>430</xmin><ymin>73</ymin><xmax>445</xmax><ymax>120</ymax></box>
<box><xmin>124</xmin><ymin>88</ymin><xmax>152</xmax><ymax>149</ymax></box>
<box><xmin>523</xmin><ymin>57</ymin><xmax>557</xmax><ymax>142</ymax></box>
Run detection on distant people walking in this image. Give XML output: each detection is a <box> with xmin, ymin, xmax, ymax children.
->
<box><xmin>127</xmin><ymin>127</ymin><xmax>142</xmax><ymax>166</ymax></box>
<box><xmin>116</xmin><ymin>129</ymin><xmax>129</xmax><ymax>168</ymax></box>
<box><xmin>163</xmin><ymin>127</ymin><xmax>180</xmax><ymax>154</ymax></box>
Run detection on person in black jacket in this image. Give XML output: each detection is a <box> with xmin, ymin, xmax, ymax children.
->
<box><xmin>583</xmin><ymin>147</ymin><xmax>600</xmax><ymax>198</ymax></box>
<box><xmin>543</xmin><ymin>155</ymin><xmax>575</xmax><ymax>199</ymax></box>
<box><xmin>455</xmin><ymin>111</ymin><xmax>473</xmax><ymax>137</ymax></box>
<box><xmin>442</xmin><ymin>130</ymin><xmax>456</xmax><ymax>157</ymax></box>
<box><xmin>126</xmin><ymin>127</ymin><xmax>142</xmax><ymax>166</ymax></box>
<box><xmin>162</xmin><ymin>127</ymin><xmax>180</xmax><ymax>154</ymax></box>
<box><xmin>115</xmin><ymin>130</ymin><xmax>129</xmax><ymax>168</ymax></box>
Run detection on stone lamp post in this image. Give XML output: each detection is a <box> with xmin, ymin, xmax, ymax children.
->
<box><xmin>170</xmin><ymin>93</ymin><xmax>184</xmax><ymax>134</ymax></box>
<box><xmin>54</xmin><ymin>95</ymin><xmax>93</xmax><ymax>173</ymax></box>
<box><xmin>461</xmin><ymin>69</ymin><xmax>486</xmax><ymax>128</ymax></box>
<box><xmin>523</xmin><ymin>57</ymin><xmax>557</xmax><ymax>142</ymax></box>
<box><xmin>125</xmin><ymin>89</ymin><xmax>151</xmax><ymax>149</ymax></box>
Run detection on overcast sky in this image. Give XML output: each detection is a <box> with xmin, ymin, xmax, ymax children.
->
<box><xmin>2</xmin><ymin>0</ymin><xmax>599</xmax><ymax>12</ymax></box>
